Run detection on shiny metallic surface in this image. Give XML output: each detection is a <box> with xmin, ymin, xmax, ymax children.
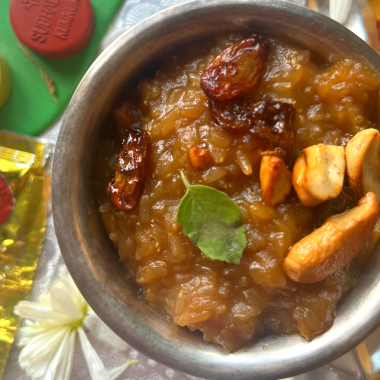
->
<box><xmin>52</xmin><ymin>1</ymin><xmax>380</xmax><ymax>379</ymax></box>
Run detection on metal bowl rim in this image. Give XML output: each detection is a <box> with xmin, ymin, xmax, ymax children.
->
<box><xmin>52</xmin><ymin>1</ymin><xmax>380</xmax><ymax>379</ymax></box>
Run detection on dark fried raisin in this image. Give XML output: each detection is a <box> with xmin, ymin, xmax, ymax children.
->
<box><xmin>113</xmin><ymin>97</ymin><xmax>143</xmax><ymax>134</ymax></box>
<box><xmin>209</xmin><ymin>98</ymin><xmax>253</xmax><ymax>133</ymax></box>
<box><xmin>201</xmin><ymin>35</ymin><xmax>269</xmax><ymax>101</ymax></box>
<box><xmin>249</xmin><ymin>101</ymin><xmax>296</xmax><ymax>149</ymax></box>
<box><xmin>107</xmin><ymin>128</ymin><xmax>150</xmax><ymax>211</ymax></box>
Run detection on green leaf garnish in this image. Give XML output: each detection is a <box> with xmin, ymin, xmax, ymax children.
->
<box><xmin>177</xmin><ymin>171</ymin><xmax>247</xmax><ymax>264</ymax></box>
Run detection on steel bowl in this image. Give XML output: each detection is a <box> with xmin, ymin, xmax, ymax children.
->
<box><xmin>52</xmin><ymin>1</ymin><xmax>380</xmax><ymax>379</ymax></box>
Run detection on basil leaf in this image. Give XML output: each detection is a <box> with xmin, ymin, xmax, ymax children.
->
<box><xmin>177</xmin><ymin>172</ymin><xmax>247</xmax><ymax>264</ymax></box>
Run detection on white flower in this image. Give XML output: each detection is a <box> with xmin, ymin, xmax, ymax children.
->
<box><xmin>14</xmin><ymin>268</ymin><xmax>136</xmax><ymax>380</ymax></box>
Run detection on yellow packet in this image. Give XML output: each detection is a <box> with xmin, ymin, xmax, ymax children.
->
<box><xmin>0</xmin><ymin>131</ymin><xmax>51</xmax><ymax>378</ymax></box>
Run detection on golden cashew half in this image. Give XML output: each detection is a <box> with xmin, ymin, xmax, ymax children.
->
<box><xmin>260</xmin><ymin>155</ymin><xmax>292</xmax><ymax>207</ymax></box>
<box><xmin>283</xmin><ymin>192</ymin><xmax>379</xmax><ymax>283</ymax></box>
<box><xmin>292</xmin><ymin>144</ymin><xmax>345</xmax><ymax>206</ymax></box>
<box><xmin>346</xmin><ymin>128</ymin><xmax>380</xmax><ymax>200</ymax></box>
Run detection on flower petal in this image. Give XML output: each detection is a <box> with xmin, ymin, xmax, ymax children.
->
<box><xmin>50</xmin><ymin>285</ymin><xmax>82</xmax><ymax>320</ymax></box>
<box><xmin>14</xmin><ymin>301</ymin><xmax>77</xmax><ymax>325</ymax></box>
<box><xmin>56</xmin><ymin>269</ymin><xmax>87</xmax><ymax>310</ymax></box>
<box><xmin>17</xmin><ymin>322</ymin><xmax>57</xmax><ymax>347</ymax></box>
<box><xmin>83</xmin><ymin>310</ymin><xmax>128</xmax><ymax>351</ymax></box>
<box><xmin>38</xmin><ymin>293</ymin><xmax>52</xmax><ymax>308</ymax></box>
<box><xmin>43</xmin><ymin>327</ymin><xmax>72</xmax><ymax>380</ymax></box>
<box><xmin>108</xmin><ymin>360</ymin><xmax>137</xmax><ymax>380</ymax></box>
<box><xmin>78</xmin><ymin>327</ymin><xmax>109</xmax><ymax>380</ymax></box>
<box><xmin>18</xmin><ymin>325</ymin><xmax>63</xmax><ymax>362</ymax></box>
<box><xmin>19</xmin><ymin>325</ymin><xmax>70</xmax><ymax>380</ymax></box>
<box><xmin>56</xmin><ymin>330</ymin><xmax>76</xmax><ymax>380</ymax></box>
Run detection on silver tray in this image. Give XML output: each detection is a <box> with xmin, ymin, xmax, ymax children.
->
<box><xmin>3</xmin><ymin>0</ymin><xmax>380</xmax><ymax>379</ymax></box>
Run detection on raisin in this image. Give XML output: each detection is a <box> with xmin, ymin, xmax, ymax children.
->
<box><xmin>113</xmin><ymin>96</ymin><xmax>143</xmax><ymax>135</ymax></box>
<box><xmin>189</xmin><ymin>147</ymin><xmax>212</xmax><ymax>170</ymax></box>
<box><xmin>107</xmin><ymin>128</ymin><xmax>151</xmax><ymax>211</ymax></box>
<box><xmin>209</xmin><ymin>98</ymin><xmax>253</xmax><ymax>133</ymax></box>
<box><xmin>249</xmin><ymin>101</ymin><xmax>296</xmax><ymax>149</ymax></box>
<box><xmin>201</xmin><ymin>35</ymin><xmax>269</xmax><ymax>101</ymax></box>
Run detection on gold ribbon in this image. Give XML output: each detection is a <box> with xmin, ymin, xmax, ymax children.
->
<box><xmin>0</xmin><ymin>131</ymin><xmax>50</xmax><ymax>378</ymax></box>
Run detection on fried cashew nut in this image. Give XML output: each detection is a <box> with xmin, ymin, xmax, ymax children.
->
<box><xmin>260</xmin><ymin>150</ymin><xmax>292</xmax><ymax>207</ymax></box>
<box><xmin>292</xmin><ymin>144</ymin><xmax>345</xmax><ymax>206</ymax></box>
<box><xmin>189</xmin><ymin>147</ymin><xmax>212</xmax><ymax>170</ymax></box>
<box><xmin>292</xmin><ymin>153</ymin><xmax>322</xmax><ymax>207</ymax></box>
<box><xmin>283</xmin><ymin>192</ymin><xmax>379</xmax><ymax>283</ymax></box>
<box><xmin>346</xmin><ymin>128</ymin><xmax>380</xmax><ymax>200</ymax></box>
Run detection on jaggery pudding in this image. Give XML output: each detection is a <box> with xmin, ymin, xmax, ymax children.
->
<box><xmin>96</xmin><ymin>33</ymin><xmax>380</xmax><ymax>352</ymax></box>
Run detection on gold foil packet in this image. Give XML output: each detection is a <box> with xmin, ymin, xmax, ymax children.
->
<box><xmin>0</xmin><ymin>131</ymin><xmax>51</xmax><ymax>378</ymax></box>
